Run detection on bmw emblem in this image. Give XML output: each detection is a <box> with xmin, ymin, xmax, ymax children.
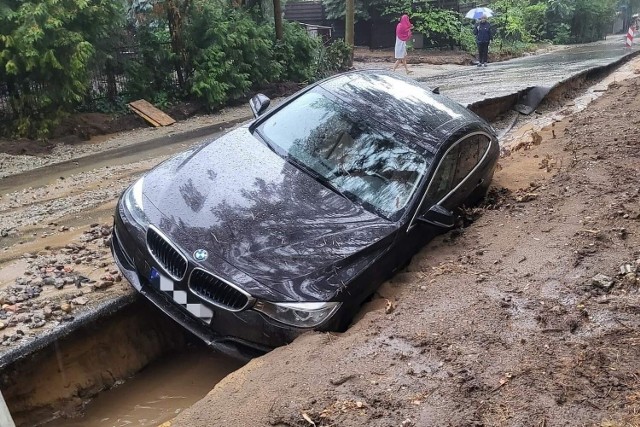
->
<box><xmin>193</xmin><ymin>249</ymin><xmax>208</xmax><ymax>262</ymax></box>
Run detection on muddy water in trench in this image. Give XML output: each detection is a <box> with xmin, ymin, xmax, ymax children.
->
<box><xmin>1</xmin><ymin>130</ymin><xmax>241</xmax><ymax>426</ymax></box>
<box><xmin>44</xmin><ymin>345</ymin><xmax>244</xmax><ymax>427</ymax></box>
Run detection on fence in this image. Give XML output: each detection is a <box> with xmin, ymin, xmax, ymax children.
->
<box><xmin>0</xmin><ymin>42</ymin><xmax>181</xmax><ymax>119</ymax></box>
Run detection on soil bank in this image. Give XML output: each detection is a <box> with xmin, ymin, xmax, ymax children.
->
<box><xmin>170</xmin><ymin>70</ymin><xmax>640</xmax><ymax>426</ymax></box>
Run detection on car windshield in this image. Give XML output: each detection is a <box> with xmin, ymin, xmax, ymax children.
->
<box><xmin>256</xmin><ymin>89</ymin><xmax>430</xmax><ymax>219</ymax></box>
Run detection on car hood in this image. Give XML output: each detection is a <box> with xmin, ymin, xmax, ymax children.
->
<box><xmin>142</xmin><ymin>126</ymin><xmax>397</xmax><ymax>293</ymax></box>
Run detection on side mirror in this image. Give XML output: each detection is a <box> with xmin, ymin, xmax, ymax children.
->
<box><xmin>432</xmin><ymin>86</ymin><xmax>440</xmax><ymax>94</ymax></box>
<box><xmin>250</xmin><ymin>93</ymin><xmax>271</xmax><ymax>118</ymax></box>
<box><xmin>417</xmin><ymin>205</ymin><xmax>455</xmax><ymax>229</ymax></box>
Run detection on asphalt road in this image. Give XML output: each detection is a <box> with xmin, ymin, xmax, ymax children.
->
<box><xmin>414</xmin><ymin>36</ymin><xmax>639</xmax><ymax>106</ymax></box>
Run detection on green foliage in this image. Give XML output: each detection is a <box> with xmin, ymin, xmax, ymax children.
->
<box><xmin>184</xmin><ymin>1</ymin><xmax>282</xmax><ymax>108</ymax></box>
<box><xmin>0</xmin><ymin>0</ymin><xmax>123</xmax><ymax>138</ymax></box>
<box><xmin>0</xmin><ymin>0</ymin><xmax>321</xmax><ymax>135</ymax></box>
<box><xmin>322</xmin><ymin>0</ymin><xmax>388</xmax><ymax>21</ymax></box>
<box><xmin>124</xmin><ymin>23</ymin><xmax>177</xmax><ymax>101</ymax></box>
<box><xmin>570</xmin><ymin>0</ymin><xmax>616</xmax><ymax>42</ymax></box>
<box><xmin>277</xmin><ymin>22</ymin><xmax>320</xmax><ymax>82</ymax></box>
<box><xmin>458</xmin><ymin>26</ymin><xmax>478</xmax><ymax>53</ymax></box>
<box><xmin>315</xmin><ymin>39</ymin><xmax>353</xmax><ymax>79</ymax></box>
<box><xmin>325</xmin><ymin>39</ymin><xmax>353</xmax><ymax>72</ymax></box>
<box><xmin>490</xmin><ymin>0</ymin><xmax>532</xmax><ymax>43</ymax></box>
<box><xmin>490</xmin><ymin>0</ymin><xmax>617</xmax><ymax>44</ymax></box>
<box><xmin>523</xmin><ymin>3</ymin><xmax>548</xmax><ymax>42</ymax></box>
<box><xmin>551</xmin><ymin>22</ymin><xmax>572</xmax><ymax>44</ymax></box>
<box><xmin>385</xmin><ymin>1</ymin><xmax>462</xmax><ymax>41</ymax></box>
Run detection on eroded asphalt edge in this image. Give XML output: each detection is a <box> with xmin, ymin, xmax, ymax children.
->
<box><xmin>1</xmin><ymin>47</ymin><xmax>639</xmax><ymax>371</ymax></box>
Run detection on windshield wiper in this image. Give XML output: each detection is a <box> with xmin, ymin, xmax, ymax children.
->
<box><xmin>286</xmin><ymin>156</ymin><xmax>350</xmax><ymax>201</ymax></box>
<box><xmin>253</xmin><ymin>129</ymin><xmax>280</xmax><ymax>155</ymax></box>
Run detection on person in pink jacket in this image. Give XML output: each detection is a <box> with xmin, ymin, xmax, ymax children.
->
<box><xmin>393</xmin><ymin>14</ymin><xmax>414</xmax><ymax>74</ymax></box>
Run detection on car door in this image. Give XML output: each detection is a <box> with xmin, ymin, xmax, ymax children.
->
<box><xmin>390</xmin><ymin>131</ymin><xmax>493</xmax><ymax>270</ymax></box>
<box><xmin>393</xmin><ymin>139</ymin><xmax>462</xmax><ymax>265</ymax></box>
<box><xmin>420</xmin><ymin>132</ymin><xmax>490</xmax><ymax>210</ymax></box>
<box><xmin>405</xmin><ymin>131</ymin><xmax>492</xmax><ymax>237</ymax></box>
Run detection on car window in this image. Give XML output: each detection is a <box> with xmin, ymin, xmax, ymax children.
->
<box><xmin>454</xmin><ymin>136</ymin><xmax>480</xmax><ymax>184</ymax></box>
<box><xmin>425</xmin><ymin>133</ymin><xmax>491</xmax><ymax>205</ymax></box>
<box><xmin>426</xmin><ymin>144</ymin><xmax>459</xmax><ymax>203</ymax></box>
<box><xmin>257</xmin><ymin>90</ymin><xmax>431</xmax><ymax>220</ymax></box>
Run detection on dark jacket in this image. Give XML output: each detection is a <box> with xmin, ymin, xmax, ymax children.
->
<box><xmin>474</xmin><ymin>21</ymin><xmax>492</xmax><ymax>43</ymax></box>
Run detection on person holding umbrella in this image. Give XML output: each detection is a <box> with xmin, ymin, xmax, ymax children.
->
<box><xmin>474</xmin><ymin>15</ymin><xmax>492</xmax><ymax>67</ymax></box>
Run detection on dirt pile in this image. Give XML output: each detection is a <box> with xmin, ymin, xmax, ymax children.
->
<box><xmin>172</xmin><ymin>76</ymin><xmax>640</xmax><ymax>426</ymax></box>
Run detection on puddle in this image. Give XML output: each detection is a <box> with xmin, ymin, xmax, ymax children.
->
<box><xmin>0</xmin><ymin>259</ymin><xmax>28</xmax><ymax>286</ymax></box>
<box><xmin>43</xmin><ymin>345</ymin><xmax>244</xmax><ymax>427</ymax></box>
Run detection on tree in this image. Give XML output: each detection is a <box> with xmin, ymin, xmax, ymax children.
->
<box><xmin>273</xmin><ymin>0</ymin><xmax>283</xmax><ymax>40</ymax></box>
<box><xmin>129</xmin><ymin>0</ymin><xmax>191</xmax><ymax>87</ymax></box>
<box><xmin>345</xmin><ymin>0</ymin><xmax>354</xmax><ymax>65</ymax></box>
<box><xmin>0</xmin><ymin>0</ymin><xmax>123</xmax><ymax>137</ymax></box>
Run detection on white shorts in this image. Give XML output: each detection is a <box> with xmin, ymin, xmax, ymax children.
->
<box><xmin>395</xmin><ymin>38</ymin><xmax>407</xmax><ymax>59</ymax></box>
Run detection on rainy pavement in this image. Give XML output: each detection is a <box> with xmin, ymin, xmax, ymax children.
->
<box><xmin>415</xmin><ymin>35</ymin><xmax>639</xmax><ymax>106</ymax></box>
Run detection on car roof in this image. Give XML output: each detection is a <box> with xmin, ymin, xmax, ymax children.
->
<box><xmin>318</xmin><ymin>70</ymin><xmax>484</xmax><ymax>153</ymax></box>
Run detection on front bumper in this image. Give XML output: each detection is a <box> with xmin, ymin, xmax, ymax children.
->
<box><xmin>110</xmin><ymin>208</ymin><xmax>307</xmax><ymax>361</ymax></box>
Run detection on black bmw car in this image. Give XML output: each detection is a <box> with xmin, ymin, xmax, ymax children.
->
<box><xmin>111</xmin><ymin>70</ymin><xmax>499</xmax><ymax>359</ymax></box>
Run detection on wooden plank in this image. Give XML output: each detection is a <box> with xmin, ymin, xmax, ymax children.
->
<box><xmin>128</xmin><ymin>104</ymin><xmax>162</xmax><ymax>127</ymax></box>
<box><xmin>128</xmin><ymin>99</ymin><xmax>176</xmax><ymax>127</ymax></box>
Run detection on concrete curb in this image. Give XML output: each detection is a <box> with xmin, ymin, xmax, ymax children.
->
<box><xmin>0</xmin><ymin>291</ymin><xmax>139</xmax><ymax>370</ymax></box>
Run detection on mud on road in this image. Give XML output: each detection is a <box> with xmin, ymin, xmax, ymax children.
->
<box><xmin>0</xmin><ymin>63</ymin><xmax>639</xmax><ymax>426</ymax></box>
<box><xmin>172</xmin><ymin>75</ymin><xmax>640</xmax><ymax>425</ymax></box>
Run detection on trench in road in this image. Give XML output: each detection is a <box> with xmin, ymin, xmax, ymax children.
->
<box><xmin>42</xmin><ymin>340</ymin><xmax>245</xmax><ymax>427</ymax></box>
<box><xmin>2</xmin><ymin>59</ymin><xmax>638</xmax><ymax>426</ymax></box>
<box><xmin>0</xmin><ymin>128</ymin><xmax>234</xmax><ymax>427</ymax></box>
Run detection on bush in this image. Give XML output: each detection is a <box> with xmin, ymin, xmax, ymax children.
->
<box><xmin>458</xmin><ymin>26</ymin><xmax>478</xmax><ymax>53</ymax></box>
<box><xmin>315</xmin><ymin>39</ymin><xmax>353</xmax><ymax>79</ymax></box>
<box><xmin>277</xmin><ymin>22</ymin><xmax>321</xmax><ymax>82</ymax></box>
<box><xmin>0</xmin><ymin>0</ymin><xmax>123</xmax><ymax>138</ymax></box>
<box><xmin>124</xmin><ymin>24</ymin><xmax>178</xmax><ymax>102</ymax></box>
<box><xmin>385</xmin><ymin>1</ymin><xmax>462</xmax><ymax>45</ymax></box>
<box><xmin>551</xmin><ymin>23</ymin><xmax>572</xmax><ymax>44</ymax></box>
<box><xmin>184</xmin><ymin>2</ymin><xmax>283</xmax><ymax>109</ymax></box>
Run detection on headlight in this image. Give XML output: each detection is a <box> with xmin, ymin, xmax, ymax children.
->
<box><xmin>123</xmin><ymin>177</ymin><xmax>149</xmax><ymax>227</ymax></box>
<box><xmin>253</xmin><ymin>301</ymin><xmax>342</xmax><ymax>328</ymax></box>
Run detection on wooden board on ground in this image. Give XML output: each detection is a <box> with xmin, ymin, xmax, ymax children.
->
<box><xmin>128</xmin><ymin>99</ymin><xmax>176</xmax><ymax>127</ymax></box>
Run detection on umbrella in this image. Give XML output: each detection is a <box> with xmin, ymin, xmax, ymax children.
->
<box><xmin>465</xmin><ymin>7</ymin><xmax>494</xmax><ymax>20</ymax></box>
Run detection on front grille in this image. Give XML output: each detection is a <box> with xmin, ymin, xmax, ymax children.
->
<box><xmin>146</xmin><ymin>227</ymin><xmax>188</xmax><ymax>280</ymax></box>
<box><xmin>189</xmin><ymin>268</ymin><xmax>251</xmax><ymax>312</ymax></box>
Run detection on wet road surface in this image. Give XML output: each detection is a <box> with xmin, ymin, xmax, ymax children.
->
<box><xmin>416</xmin><ymin>36</ymin><xmax>639</xmax><ymax>105</ymax></box>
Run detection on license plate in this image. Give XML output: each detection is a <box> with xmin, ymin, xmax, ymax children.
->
<box><xmin>149</xmin><ymin>267</ymin><xmax>214</xmax><ymax>324</ymax></box>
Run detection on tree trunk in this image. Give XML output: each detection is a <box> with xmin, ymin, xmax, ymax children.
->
<box><xmin>166</xmin><ymin>0</ymin><xmax>185</xmax><ymax>88</ymax></box>
<box><xmin>345</xmin><ymin>0</ymin><xmax>354</xmax><ymax>65</ymax></box>
<box><xmin>273</xmin><ymin>0</ymin><xmax>283</xmax><ymax>40</ymax></box>
<box><xmin>165</xmin><ymin>0</ymin><xmax>193</xmax><ymax>88</ymax></box>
